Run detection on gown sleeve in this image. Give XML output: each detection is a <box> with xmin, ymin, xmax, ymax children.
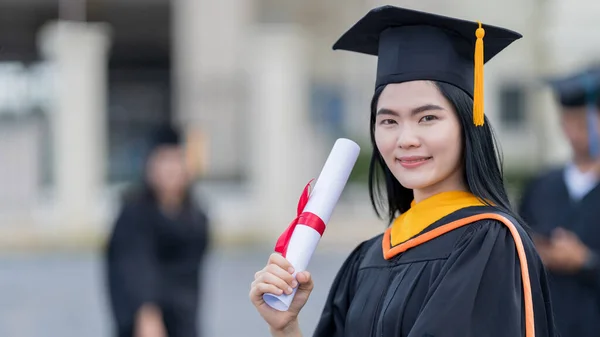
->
<box><xmin>406</xmin><ymin>220</ymin><xmax>556</xmax><ymax>337</ymax></box>
<box><xmin>106</xmin><ymin>203</ymin><xmax>161</xmax><ymax>331</ymax></box>
<box><xmin>576</xmin><ymin>248</ymin><xmax>600</xmax><ymax>290</ymax></box>
<box><xmin>312</xmin><ymin>239</ymin><xmax>371</xmax><ymax>337</ymax></box>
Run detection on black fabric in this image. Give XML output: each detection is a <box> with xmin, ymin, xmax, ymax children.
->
<box><xmin>105</xmin><ymin>195</ymin><xmax>210</xmax><ymax>337</ymax></box>
<box><xmin>313</xmin><ymin>206</ymin><xmax>557</xmax><ymax>337</ymax></box>
<box><xmin>519</xmin><ymin>168</ymin><xmax>600</xmax><ymax>337</ymax></box>
<box><xmin>546</xmin><ymin>67</ymin><xmax>600</xmax><ymax>108</ymax></box>
<box><xmin>332</xmin><ymin>5</ymin><xmax>522</xmax><ymax>94</ymax></box>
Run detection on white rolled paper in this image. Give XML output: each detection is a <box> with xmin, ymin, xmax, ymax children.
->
<box><xmin>263</xmin><ymin>138</ymin><xmax>361</xmax><ymax>311</ymax></box>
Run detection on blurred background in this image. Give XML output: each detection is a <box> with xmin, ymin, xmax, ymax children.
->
<box><xmin>0</xmin><ymin>0</ymin><xmax>597</xmax><ymax>336</ymax></box>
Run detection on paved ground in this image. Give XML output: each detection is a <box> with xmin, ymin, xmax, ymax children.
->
<box><xmin>0</xmin><ymin>246</ymin><xmax>353</xmax><ymax>337</ymax></box>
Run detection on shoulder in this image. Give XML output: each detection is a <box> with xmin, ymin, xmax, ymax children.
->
<box><xmin>459</xmin><ymin>213</ymin><xmax>530</xmax><ymax>243</ymax></box>
<box><xmin>110</xmin><ymin>196</ymin><xmax>155</xmax><ymax>239</ymax></box>
<box><xmin>456</xmin><ymin>214</ymin><xmax>539</xmax><ymax>262</ymax></box>
<box><xmin>350</xmin><ymin>233</ymin><xmax>384</xmax><ymax>259</ymax></box>
<box><xmin>116</xmin><ymin>198</ymin><xmax>149</xmax><ymax>221</ymax></box>
<box><xmin>456</xmin><ymin>214</ymin><xmax>546</xmax><ymax>286</ymax></box>
<box><xmin>324</xmin><ymin>233</ymin><xmax>385</xmax><ymax>294</ymax></box>
<box><xmin>333</xmin><ymin>233</ymin><xmax>384</xmax><ymax>272</ymax></box>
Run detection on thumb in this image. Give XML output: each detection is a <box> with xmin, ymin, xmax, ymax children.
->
<box><xmin>287</xmin><ymin>271</ymin><xmax>314</xmax><ymax>314</ymax></box>
<box><xmin>296</xmin><ymin>271</ymin><xmax>314</xmax><ymax>292</ymax></box>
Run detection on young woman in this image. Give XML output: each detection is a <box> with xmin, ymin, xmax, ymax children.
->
<box><xmin>250</xmin><ymin>5</ymin><xmax>557</xmax><ymax>337</ymax></box>
<box><xmin>105</xmin><ymin>125</ymin><xmax>211</xmax><ymax>337</ymax></box>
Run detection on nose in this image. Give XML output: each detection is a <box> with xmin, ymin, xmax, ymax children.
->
<box><xmin>396</xmin><ymin>125</ymin><xmax>420</xmax><ymax>149</ymax></box>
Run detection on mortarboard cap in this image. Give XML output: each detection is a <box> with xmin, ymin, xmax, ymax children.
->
<box><xmin>546</xmin><ymin>66</ymin><xmax>600</xmax><ymax>108</ymax></box>
<box><xmin>150</xmin><ymin>124</ymin><xmax>181</xmax><ymax>150</ymax></box>
<box><xmin>332</xmin><ymin>5</ymin><xmax>522</xmax><ymax>126</ymax></box>
<box><xmin>546</xmin><ymin>66</ymin><xmax>600</xmax><ymax>158</ymax></box>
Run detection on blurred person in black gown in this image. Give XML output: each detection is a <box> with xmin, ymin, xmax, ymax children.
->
<box><xmin>519</xmin><ymin>66</ymin><xmax>600</xmax><ymax>337</ymax></box>
<box><xmin>105</xmin><ymin>124</ymin><xmax>211</xmax><ymax>337</ymax></box>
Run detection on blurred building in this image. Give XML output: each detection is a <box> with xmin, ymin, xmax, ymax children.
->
<box><xmin>0</xmin><ymin>0</ymin><xmax>598</xmax><ymax>247</ymax></box>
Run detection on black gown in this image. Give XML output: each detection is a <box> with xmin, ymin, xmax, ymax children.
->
<box><xmin>105</xmin><ymin>193</ymin><xmax>210</xmax><ymax>337</ymax></box>
<box><xmin>313</xmin><ymin>206</ymin><xmax>557</xmax><ymax>337</ymax></box>
<box><xmin>519</xmin><ymin>167</ymin><xmax>600</xmax><ymax>337</ymax></box>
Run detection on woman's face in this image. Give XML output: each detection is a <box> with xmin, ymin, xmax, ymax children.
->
<box><xmin>374</xmin><ymin>81</ymin><xmax>465</xmax><ymax>200</ymax></box>
<box><xmin>146</xmin><ymin>145</ymin><xmax>189</xmax><ymax>197</ymax></box>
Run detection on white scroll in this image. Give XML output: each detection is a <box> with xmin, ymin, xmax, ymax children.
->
<box><xmin>263</xmin><ymin>138</ymin><xmax>361</xmax><ymax>311</ymax></box>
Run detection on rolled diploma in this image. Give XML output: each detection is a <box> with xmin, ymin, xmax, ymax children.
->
<box><xmin>263</xmin><ymin>138</ymin><xmax>360</xmax><ymax>311</ymax></box>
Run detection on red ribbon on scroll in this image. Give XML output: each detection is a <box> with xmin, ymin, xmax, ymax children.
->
<box><xmin>274</xmin><ymin>179</ymin><xmax>326</xmax><ymax>257</ymax></box>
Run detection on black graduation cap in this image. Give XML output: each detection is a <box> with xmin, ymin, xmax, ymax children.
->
<box><xmin>332</xmin><ymin>5</ymin><xmax>522</xmax><ymax>126</ymax></box>
<box><xmin>546</xmin><ymin>66</ymin><xmax>600</xmax><ymax>107</ymax></box>
<box><xmin>150</xmin><ymin>124</ymin><xmax>181</xmax><ymax>149</ymax></box>
<box><xmin>546</xmin><ymin>66</ymin><xmax>600</xmax><ymax>158</ymax></box>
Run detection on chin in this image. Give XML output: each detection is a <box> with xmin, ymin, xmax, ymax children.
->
<box><xmin>395</xmin><ymin>174</ymin><xmax>435</xmax><ymax>190</ymax></box>
<box><xmin>398</xmin><ymin>180</ymin><xmax>432</xmax><ymax>190</ymax></box>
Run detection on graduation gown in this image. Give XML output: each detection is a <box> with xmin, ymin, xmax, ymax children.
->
<box><xmin>105</xmin><ymin>195</ymin><xmax>210</xmax><ymax>337</ymax></box>
<box><xmin>313</xmin><ymin>205</ymin><xmax>556</xmax><ymax>337</ymax></box>
<box><xmin>519</xmin><ymin>167</ymin><xmax>600</xmax><ymax>337</ymax></box>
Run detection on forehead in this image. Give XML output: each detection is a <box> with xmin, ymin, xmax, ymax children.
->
<box><xmin>376</xmin><ymin>81</ymin><xmax>448</xmax><ymax>110</ymax></box>
<box><xmin>151</xmin><ymin>145</ymin><xmax>183</xmax><ymax>159</ymax></box>
<box><xmin>561</xmin><ymin>106</ymin><xmax>590</xmax><ymax>117</ymax></box>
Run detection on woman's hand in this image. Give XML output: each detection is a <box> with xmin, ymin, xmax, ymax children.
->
<box><xmin>249</xmin><ymin>253</ymin><xmax>314</xmax><ymax>334</ymax></box>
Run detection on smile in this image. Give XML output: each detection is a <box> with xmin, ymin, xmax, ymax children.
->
<box><xmin>396</xmin><ymin>157</ymin><xmax>432</xmax><ymax>168</ymax></box>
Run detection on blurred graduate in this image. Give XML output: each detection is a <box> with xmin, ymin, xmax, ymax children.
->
<box><xmin>105</xmin><ymin>124</ymin><xmax>211</xmax><ymax>337</ymax></box>
<box><xmin>519</xmin><ymin>65</ymin><xmax>600</xmax><ymax>337</ymax></box>
<box><xmin>250</xmin><ymin>5</ymin><xmax>557</xmax><ymax>337</ymax></box>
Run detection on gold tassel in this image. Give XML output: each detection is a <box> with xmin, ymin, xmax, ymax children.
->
<box><xmin>473</xmin><ymin>21</ymin><xmax>485</xmax><ymax>126</ymax></box>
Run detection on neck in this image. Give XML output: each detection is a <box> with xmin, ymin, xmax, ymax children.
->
<box><xmin>157</xmin><ymin>192</ymin><xmax>184</xmax><ymax>214</ymax></box>
<box><xmin>413</xmin><ymin>172</ymin><xmax>468</xmax><ymax>203</ymax></box>
<box><xmin>573</xmin><ymin>155</ymin><xmax>596</xmax><ymax>173</ymax></box>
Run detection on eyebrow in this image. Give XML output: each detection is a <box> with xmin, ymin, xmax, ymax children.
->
<box><xmin>376</xmin><ymin>104</ymin><xmax>445</xmax><ymax>116</ymax></box>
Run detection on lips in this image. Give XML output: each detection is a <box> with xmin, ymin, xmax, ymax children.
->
<box><xmin>397</xmin><ymin>156</ymin><xmax>432</xmax><ymax>163</ymax></box>
<box><xmin>396</xmin><ymin>156</ymin><xmax>432</xmax><ymax>168</ymax></box>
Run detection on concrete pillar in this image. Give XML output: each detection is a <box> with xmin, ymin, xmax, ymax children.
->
<box><xmin>172</xmin><ymin>0</ymin><xmax>255</xmax><ymax>179</ymax></box>
<box><xmin>247</xmin><ymin>24</ymin><xmax>320</xmax><ymax>233</ymax></box>
<box><xmin>38</xmin><ymin>21</ymin><xmax>111</xmax><ymax>228</ymax></box>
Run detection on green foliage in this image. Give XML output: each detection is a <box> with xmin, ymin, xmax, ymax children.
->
<box><xmin>348</xmin><ymin>143</ymin><xmax>372</xmax><ymax>184</ymax></box>
<box><xmin>503</xmin><ymin>168</ymin><xmax>538</xmax><ymax>204</ymax></box>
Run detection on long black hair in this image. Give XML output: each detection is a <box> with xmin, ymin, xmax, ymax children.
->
<box><xmin>368</xmin><ymin>81</ymin><xmax>519</xmax><ymax>225</ymax></box>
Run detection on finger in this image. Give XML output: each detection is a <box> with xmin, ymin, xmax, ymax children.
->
<box><xmin>250</xmin><ymin>282</ymin><xmax>284</xmax><ymax>302</ymax></box>
<box><xmin>268</xmin><ymin>253</ymin><xmax>295</xmax><ymax>274</ymax></box>
<box><xmin>257</xmin><ymin>272</ymin><xmax>295</xmax><ymax>294</ymax></box>
<box><xmin>296</xmin><ymin>271</ymin><xmax>314</xmax><ymax>291</ymax></box>
<box><xmin>552</xmin><ymin>227</ymin><xmax>570</xmax><ymax>239</ymax></box>
<box><xmin>265</xmin><ymin>264</ymin><xmax>297</xmax><ymax>288</ymax></box>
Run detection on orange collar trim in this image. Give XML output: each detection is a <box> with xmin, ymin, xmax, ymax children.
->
<box><xmin>389</xmin><ymin>191</ymin><xmax>486</xmax><ymax>248</ymax></box>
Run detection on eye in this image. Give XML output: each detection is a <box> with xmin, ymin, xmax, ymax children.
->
<box><xmin>419</xmin><ymin>115</ymin><xmax>438</xmax><ymax>123</ymax></box>
<box><xmin>379</xmin><ymin>119</ymin><xmax>397</xmax><ymax>125</ymax></box>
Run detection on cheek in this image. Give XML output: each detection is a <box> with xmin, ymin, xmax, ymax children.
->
<box><xmin>166</xmin><ymin>163</ymin><xmax>187</xmax><ymax>181</ymax></box>
<box><xmin>564</xmin><ymin>124</ymin><xmax>586</xmax><ymax>144</ymax></box>
<box><xmin>429</xmin><ymin>125</ymin><xmax>462</xmax><ymax>161</ymax></box>
<box><xmin>374</xmin><ymin>128</ymin><xmax>397</xmax><ymax>157</ymax></box>
<box><xmin>563</xmin><ymin>117</ymin><xmax>587</xmax><ymax>136</ymax></box>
